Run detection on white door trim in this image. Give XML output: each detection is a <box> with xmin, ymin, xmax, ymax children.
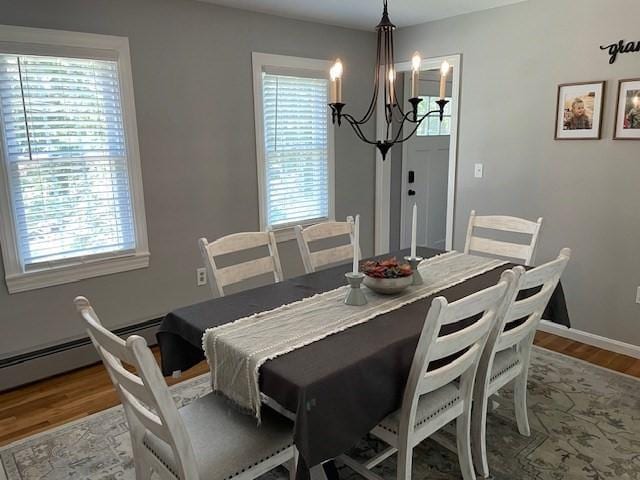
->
<box><xmin>375</xmin><ymin>54</ymin><xmax>462</xmax><ymax>254</ymax></box>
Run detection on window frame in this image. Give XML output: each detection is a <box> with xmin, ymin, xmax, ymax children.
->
<box><xmin>0</xmin><ymin>25</ymin><xmax>149</xmax><ymax>293</ymax></box>
<box><xmin>416</xmin><ymin>95</ymin><xmax>452</xmax><ymax>137</ymax></box>
<box><xmin>252</xmin><ymin>52</ymin><xmax>335</xmax><ymax>241</ymax></box>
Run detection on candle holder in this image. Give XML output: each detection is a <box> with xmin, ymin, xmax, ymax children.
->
<box><xmin>408</xmin><ymin>97</ymin><xmax>423</xmax><ymax>121</ymax></box>
<box><xmin>329</xmin><ymin>102</ymin><xmax>346</xmax><ymax>126</ymax></box>
<box><xmin>344</xmin><ymin>272</ymin><xmax>367</xmax><ymax>306</ymax></box>
<box><xmin>436</xmin><ymin>99</ymin><xmax>449</xmax><ymax>121</ymax></box>
<box><xmin>404</xmin><ymin>256</ymin><xmax>424</xmax><ymax>286</ymax></box>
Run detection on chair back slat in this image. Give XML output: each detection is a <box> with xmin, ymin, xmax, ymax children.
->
<box><xmin>497</xmin><ymin>318</ymin><xmax>539</xmax><ymax>351</ymax></box>
<box><xmin>206</xmin><ymin>231</ymin><xmax>271</xmax><ymax>256</ymax></box>
<box><xmin>419</xmin><ymin>344</ymin><xmax>481</xmax><ymax>394</ymax></box>
<box><xmin>519</xmin><ymin>250</ymin><xmax>568</xmax><ymax>289</ymax></box>
<box><xmin>464</xmin><ymin>210</ymin><xmax>543</xmax><ymax>266</ymax></box>
<box><xmin>95</xmin><ymin>343</ymin><xmax>157</xmax><ymax>407</ymax></box>
<box><xmin>301</xmin><ymin>221</ymin><xmax>353</xmax><ymax>242</ymax></box>
<box><xmin>215</xmin><ymin>256</ymin><xmax>277</xmax><ymax>287</ymax></box>
<box><xmin>309</xmin><ymin>244</ymin><xmax>353</xmax><ymax>270</ymax></box>
<box><xmin>295</xmin><ymin>217</ymin><xmax>360</xmax><ymax>273</ymax></box>
<box><xmin>467</xmin><ymin>237</ymin><xmax>532</xmax><ymax>263</ymax></box>
<box><xmin>199</xmin><ymin>231</ymin><xmax>283</xmax><ymax>297</ymax></box>
<box><xmin>75</xmin><ymin>297</ymin><xmax>200</xmax><ymax>479</ymax></box>
<box><xmin>430</xmin><ymin>314</ymin><xmax>495</xmax><ymax>361</ymax></box>
<box><xmin>120</xmin><ymin>388</ymin><xmax>175</xmax><ymax>445</ymax></box>
<box><xmin>471</xmin><ymin>215</ymin><xmax>540</xmax><ymax>234</ymax></box>
<box><xmin>506</xmin><ymin>283</ymin><xmax>555</xmax><ymax>322</ymax></box>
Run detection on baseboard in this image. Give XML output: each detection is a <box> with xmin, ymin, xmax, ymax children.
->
<box><xmin>0</xmin><ymin>318</ymin><xmax>162</xmax><ymax>392</ymax></box>
<box><xmin>538</xmin><ymin>320</ymin><xmax>640</xmax><ymax>360</ymax></box>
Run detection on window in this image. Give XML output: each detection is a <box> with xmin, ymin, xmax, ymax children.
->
<box><xmin>252</xmin><ymin>53</ymin><xmax>334</xmax><ymax>238</ymax></box>
<box><xmin>416</xmin><ymin>96</ymin><xmax>452</xmax><ymax>136</ymax></box>
<box><xmin>0</xmin><ymin>26</ymin><xmax>148</xmax><ymax>293</ymax></box>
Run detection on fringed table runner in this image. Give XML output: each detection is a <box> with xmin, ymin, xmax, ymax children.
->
<box><xmin>202</xmin><ymin>252</ymin><xmax>508</xmax><ymax>419</ymax></box>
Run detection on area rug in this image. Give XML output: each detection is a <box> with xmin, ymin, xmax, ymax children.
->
<box><xmin>1</xmin><ymin>347</ymin><xmax>639</xmax><ymax>480</ymax></box>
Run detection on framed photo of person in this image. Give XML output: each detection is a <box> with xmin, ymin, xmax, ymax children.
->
<box><xmin>555</xmin><ymin>81</ymin><xmax>605</xmax><ymax>140</ymax></box>
<box><xmin>614</xmin><ymin>78</ymin><xmax>640</xmax><ymax>140</ymax></box>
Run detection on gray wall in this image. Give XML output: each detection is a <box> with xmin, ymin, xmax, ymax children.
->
<box><xmin>0</xmin><ymin>0</ymin><xmax>376</xmax><ymax>359</ymax></box>
<box><xmin>396</xmin><ymin>0</ymin><xmax>640</xmax><ymax>345</ymax></box>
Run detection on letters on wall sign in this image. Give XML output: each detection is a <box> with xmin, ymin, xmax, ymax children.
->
<box><xmin>600</xmin><ymin>40</ymin><xmax>640</xmax><ymax>64</ymax></box>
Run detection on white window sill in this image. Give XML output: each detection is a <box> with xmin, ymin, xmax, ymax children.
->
<box><xmin>5</xmin><ymin>252</ymin><xmax>150</xmax><ymax>294</ymax></box>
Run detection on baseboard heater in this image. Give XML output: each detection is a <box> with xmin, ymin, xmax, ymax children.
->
<box><xmin>0</xmin><ymin>318</ymin><xmax>163</xmax><ymax>392</ymax></box>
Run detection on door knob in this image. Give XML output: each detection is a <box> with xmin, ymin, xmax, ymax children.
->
<box><xmin>408</xmin><ymin>189</ymin><xmax>416</xmax><ymax>196</ymax></box>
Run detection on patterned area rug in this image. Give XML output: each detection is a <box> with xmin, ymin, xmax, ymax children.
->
<box><xmin>1</xmin><ymin>347</ymin><xmax>639</xmax><ymax>480</ymax></box>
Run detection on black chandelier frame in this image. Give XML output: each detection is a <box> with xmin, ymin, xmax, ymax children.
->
<box><xmin>328</xmin><ymin>0</ymin><xmax>449</xmax><ymax>160</ymax></box>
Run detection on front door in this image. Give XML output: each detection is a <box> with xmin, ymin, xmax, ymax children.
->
<box><xmin>401</xmin><ymin>70</ymin><xmax>452</xmax><ymax>251</ymax></box>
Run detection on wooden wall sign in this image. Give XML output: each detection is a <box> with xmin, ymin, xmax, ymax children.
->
<box><xmin>600</xmin><ymin>40</ymin><xmax>640</xmax><ymax>64</ymax></box>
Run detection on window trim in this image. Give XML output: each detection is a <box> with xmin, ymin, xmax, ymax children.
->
<box><xmin>251</xmin><ymin>52</ymin><xmax>335</xmax><ymax>242</ymax></box>
<box><xmin>0</xmin><ymin>25</ymin><xmax>149</xmax><ymax>293</ymax></box>
<box><xmin>416</xmin><ymin>95</ymin><xmax>452</xmax><ymax>137</ymax></box>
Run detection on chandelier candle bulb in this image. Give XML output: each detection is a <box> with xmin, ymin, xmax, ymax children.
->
<box><xmin>411</xmin><ymin>203</ymin><xmax>417</xmax><ymax>259</ymax></box>
<box><xmin>439</xmin><ymin>60</ymin><xmax>450</xmax><ymax>100</ymax></box>
<box><xmin>353</xmin><ymin>214</ymin><xmax>360</xmax><ymax>274</ymax></box>
<box><xmin>330</xmin><ymin>59</ymin><xmax>343</xmax><ymax>103</ymax></box>
<box><xmin>411</xmin><ymin>70</ymin><xmax>417</xmax><ymax>98</ymax></box>
<box><xmin>411</xmin><ymin>52</ymin><xmax>421</xmax><ymax>98</ymax></box>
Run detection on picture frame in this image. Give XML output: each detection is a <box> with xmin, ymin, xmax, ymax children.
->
<box><xmin>555</xmin><ymin>81</ymin><xmax>605</xmax><ymax>140</ymax></box>
<box><xmin>613</xmin><ymin>78</ymin><xmax>640</xmax><ymax>140</ymax></box>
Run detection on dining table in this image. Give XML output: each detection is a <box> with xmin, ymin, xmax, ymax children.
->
<box><xmin>157</xmin><ymin>246</ymin><xmax>570</xmax><ymax>479</ymax></box>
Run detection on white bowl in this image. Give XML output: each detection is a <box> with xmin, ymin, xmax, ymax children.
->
<box><xmin>363</xmin><ymin>275</ymin><xmax>413</xmax><ymax>294</ymax></box>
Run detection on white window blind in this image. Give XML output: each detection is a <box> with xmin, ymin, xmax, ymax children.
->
<box><xmin>262</xmin><ymin>73</ymin><xmax>329</xmax><ymax>228</ymax></box>
<box><xmin>0</xmin><ymin>53</ymin><xmax>136</xmax><ymax>268</ymax></box>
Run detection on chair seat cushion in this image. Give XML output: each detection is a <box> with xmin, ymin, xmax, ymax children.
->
<box><xmin>490</xmin><ymin>347</ymin><xmax>521</xmax><ymax>386</ymax></box>
<box><xmin>377</xmin><ymin>383</ymin><xmax>461</xmax><ymax>435</ymax></box>
<box><xmin>143</xmin><ymin>392</ymin><xmax>293</xmax><ymax>480</ymax></box>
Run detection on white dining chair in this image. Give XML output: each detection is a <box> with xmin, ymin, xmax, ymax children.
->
<box><xmin>464</xmin><ymin>210</ymin><xmax>543</xmax><ymax>266</ymax></box>
<box><xmin>294</xmin><ymin>217</ymin><xmax>361</xmax><ymax>274</ymax></box>
<box><xmin>340</xmin><ymin>270</ymin><xmax>518</xmax><ymax>480</ymax></box>
<box><xmin>471</xmin><ymin>248</ymin><xmax>571</xmax><ymax>478</ymax></box>
<box><xmin>75</xmin><ymin>296</ymin><xmax>296</xmax><ymax>480</ymax></box>
<box><xmin>199</xmin><ymin>231</ymin><xmax>283</xmax><ymax>297</ymax></box>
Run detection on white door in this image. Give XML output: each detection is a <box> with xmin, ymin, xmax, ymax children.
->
<box><xmin>401</xmin><ymin>71</ymin><xmax>452</xmax><ymax>251</ymax></box>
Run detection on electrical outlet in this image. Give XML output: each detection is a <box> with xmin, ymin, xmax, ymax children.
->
<box><xmin>197</xmin><ymin>268</ymin><xmax>207</xmax><ymax>286</ymax></box>
<box><xmin>636</xmin><ymin>286</ymin><xmax>640</xmax><ymax>304</ymax></box>
<box><xmin>474</xmin><ymin>163</ymin><xmax>483</xmax><ymax>178</ymax></box>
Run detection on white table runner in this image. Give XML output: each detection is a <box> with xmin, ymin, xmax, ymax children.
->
<box><xmin>202</xmin><ymin>252</ymin><xmax>508</xmax><ymax>419</ymax></box>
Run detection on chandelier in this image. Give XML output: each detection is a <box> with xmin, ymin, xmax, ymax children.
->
<box><xmin>328</xmin><ymin>0</ymin><xmax>450</xmax><ymax>160</ymax></box>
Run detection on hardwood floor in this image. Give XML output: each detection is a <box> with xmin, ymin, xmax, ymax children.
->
<box><xmin>0</xmin><ymin>332</ymin><xmax>638</xmax><ymax>448</ymax></box>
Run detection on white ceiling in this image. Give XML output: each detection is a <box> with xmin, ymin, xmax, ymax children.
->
<box><xmin>196</xmin><ymin>0</ymin><xmax>527</xmax><ymax>30</ymax></box>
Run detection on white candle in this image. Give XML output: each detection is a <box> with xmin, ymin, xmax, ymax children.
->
<box><xmin>411</xmin><ymin>203</ymin><xmax>417</xmax><ymax>258</ymax></box>
<box><xmin>330</xmin><ymin>59</ymin><xmax>343</xmax><ymax>103</ymax></box>
<box><xmin>411</xmin><ymin>52</ymin><xmax>421</xmax><ymax>98</ymax></box>
<box><xmin>439</xmin><ymin>60</ymin><xmax>450</xmax><ymax>100</ymax></box>
<box><xmin>411</xmin><ymin>70</ymin><xmax>417</xmax><ymax>99</ymax></box>
<box><xmin>352</xmin><ymin>214</ymin><xmax>360</xmax><ymax>273</ymax></box>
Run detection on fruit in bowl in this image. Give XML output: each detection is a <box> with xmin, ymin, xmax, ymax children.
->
<box><xmin>361</xmin><ymin>257</ymin><xmax>413</xmax><ymax>294</ymax></box>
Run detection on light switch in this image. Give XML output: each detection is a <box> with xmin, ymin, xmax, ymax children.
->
<box><xmin>474</xmin><ymin>163</ymin><xmax>483</xmax><ymax>178</ymax></box>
